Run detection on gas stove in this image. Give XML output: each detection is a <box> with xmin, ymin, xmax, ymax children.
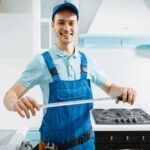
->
<box><xmin>92</xmin><ymin>108</ymin><xmax>150</xmax><ymax>124</ymax></box>
<box><xmin>92</xmin><ymin>108</ymin><xmax>150</xmax><ymax>150</ymax></box>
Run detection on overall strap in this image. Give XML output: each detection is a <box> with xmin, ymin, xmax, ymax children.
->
<box><xmin>79</xmin><ymin>51</ymin><xmax>88</xmax><ymax>79</ymax></box>
<box><xmin>42</xmin><ymin>51</ymin><xmax>60</xmax><ymax>81</ymax></box>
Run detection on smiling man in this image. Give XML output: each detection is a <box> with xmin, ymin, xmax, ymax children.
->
<box><xmin>53</xmin><ymin>10</ymin><xmax>78</xmax><ymax>46</ymax></box>
<box><xmin>3</xmin><ymin>2</ymin><xmax>136</xmax><ymax>150</ymax></box>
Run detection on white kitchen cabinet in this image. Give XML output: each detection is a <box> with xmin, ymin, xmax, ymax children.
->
<box><xmin>0</xmin><ymin>0</ymin><xmax>33</xmax><ymax>59</ymax></box>
<box><xmin>0</xmin><ymin>0</ymin><xmax>52</xmax><ymax>58</ymax></box>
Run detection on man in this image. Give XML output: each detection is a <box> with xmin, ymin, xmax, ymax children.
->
<box><xmin>3</xmin><ymin>2</ymin><xmax>136</xmax><ymax>150</ymax></box>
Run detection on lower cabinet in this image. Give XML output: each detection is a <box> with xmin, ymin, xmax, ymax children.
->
<box><xmin>95</xmin><ymin>131</ymin><xmax>150</xmax><ymax>150</ymax></box>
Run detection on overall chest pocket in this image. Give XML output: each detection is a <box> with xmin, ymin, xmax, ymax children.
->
<box><xmin>56</xmin><ymin>87</ymin><xmax>86</xmax><ymax>101</ymax></box>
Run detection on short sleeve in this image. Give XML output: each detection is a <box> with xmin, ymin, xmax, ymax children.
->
<box><xmin>87</xmin><ymin>54</ymin><xmax>109</xmax><ymax>87</ymax></box>
<box><xmin>17</xmin><ymin>55</ymin><xmax>43</xmax><ymax>88</ymax></box>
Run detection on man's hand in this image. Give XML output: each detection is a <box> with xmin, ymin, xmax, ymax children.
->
<box><xmin>3</xmin><ymin>83</ymin><xmax>41</xmax><ymax>119</ymax></box>
<box><xmin>12</xmin><ymin>96</ymin><xmax>40</xmax><ymax>119</ymax></box>
<box><xmin>101</xmin><ymin>83</ymin><xmax>136</xmax><ymax>105</ymax></box>
<box><xmin>115</xmin><ymin>87</ymin><xmax>136</xmax><ymax>105</ymax></box>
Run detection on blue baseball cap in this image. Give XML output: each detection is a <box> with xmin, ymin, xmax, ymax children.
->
<box><xmin>52</xmin><ymin>2</ymin><xmax>79</xmax><ymax>21</ymax></box>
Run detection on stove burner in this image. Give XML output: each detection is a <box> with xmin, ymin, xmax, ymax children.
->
<box><xmin>92</xmin><ymin>108</ymin><xmax>150</xmax><ymax>124</ymax></box>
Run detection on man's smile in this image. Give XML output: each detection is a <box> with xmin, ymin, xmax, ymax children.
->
<box><xmin>60</xmin><ymin>32</ymin><xmax>73</xmax><ymax>39</ymax></box>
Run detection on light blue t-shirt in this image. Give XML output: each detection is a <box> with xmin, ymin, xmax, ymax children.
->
<box><xmin>18</xmin><ymin>47</ymin><xmax>109</xmax><ymax>104</ymax></box>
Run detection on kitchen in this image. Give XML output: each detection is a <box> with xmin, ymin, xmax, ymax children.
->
<box><xmin>0</xmin><ymin>0</ymin><xmax>150</xmax><ymax>149</ymax></box>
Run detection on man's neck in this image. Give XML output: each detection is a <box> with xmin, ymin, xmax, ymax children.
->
<box><xmin>55</xmin><ymin>42</ymin><xmax>75</xmax><ymax>56</ymax></box>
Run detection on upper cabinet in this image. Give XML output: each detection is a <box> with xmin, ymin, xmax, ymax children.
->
<box><xmin>0</xmin><ymin>0</ymin><xmax>53</xmax><ymax>59</ymax></box>
<box><xmin>0</xmin><ymin>0</ymin><xmax>33</xmax><ymax>59</ymax></box>
<box><xmin>0</xmin><ymin>0</ymin><xmax>32</xmax><ymax>13</ymax></box>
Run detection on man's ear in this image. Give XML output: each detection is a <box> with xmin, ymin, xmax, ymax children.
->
<box><xmin>77</xmin><ymin>22</ymin><xmax>79</xmax><ymax>29</ymax></box>
<box><xmin>51</xmin><ymin>21</ymin><xmax>54</xmax><ymax>30</ymax></box>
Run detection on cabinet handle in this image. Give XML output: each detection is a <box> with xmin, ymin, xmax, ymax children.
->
<box><xmin>141</xmin><ymin>135</ymin><xmax>145</xmax><ymax>141</ymax></box>
<box><xmin>110</xmin><ymin>136</ymin><xmax>113</xmax><ymax>141</ymax></box>
<box><xmin>125</xmin><ymin>135</ymin><xmax>129</xmax><ymax>141</ymax></box>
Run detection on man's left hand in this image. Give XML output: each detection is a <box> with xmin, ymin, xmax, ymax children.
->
<box><xmin>115</xmin><ymin>87</ymin><xmax>136</xmax><ymax>105</ymax></box>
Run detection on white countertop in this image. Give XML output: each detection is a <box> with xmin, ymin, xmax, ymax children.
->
<box><xmin>0</xmin><ymin>127</ymin><xmax>28</xmax><ymax>150</ymax></box>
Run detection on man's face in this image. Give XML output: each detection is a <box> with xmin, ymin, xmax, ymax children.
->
<box><xmin>51</xmin><ymin>9</ymin><xmax>78</xmax><ymax>45</ymax></box>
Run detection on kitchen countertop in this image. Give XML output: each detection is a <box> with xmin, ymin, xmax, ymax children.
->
<box><xmin>0</xmin><ymin>127</ymin><xmax>28</xmax><ymax>150</ymax></box>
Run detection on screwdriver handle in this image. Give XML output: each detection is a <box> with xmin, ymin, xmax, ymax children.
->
<box><xmin>117</xmin><ymin>96</ymin><xmax>123</xmax><ymax>101</ymax></box>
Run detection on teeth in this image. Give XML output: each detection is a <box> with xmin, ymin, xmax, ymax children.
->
<box><xmin>61</xmin><ymin>33</ymin><xmax>71</xmax><ymax>35</ymax></box>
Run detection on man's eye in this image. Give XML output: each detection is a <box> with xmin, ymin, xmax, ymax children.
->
<box><xmin>69</xmin><ymin>22</ymin><xmax>74</xmax><ymax>26</ymax></box>
<box><xmin>58</xmin><ymin>22</ymin><xmax>64</xmax><ymax>25</ymax></box>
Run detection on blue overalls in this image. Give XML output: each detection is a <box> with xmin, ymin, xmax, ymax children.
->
<box><xmin>39</xmin><ymin>51</ymin><xmax>95</xmax><ymax>150</ymax></box>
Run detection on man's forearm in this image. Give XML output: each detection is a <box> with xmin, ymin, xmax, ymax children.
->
<box><xmin>101</xmin><ymin>82</ymin><xmax>136</xmax><ymax>104</ymax></box>
<box><xmin>3</xmin><ymin>82</ymin><xmax>29</xmax><ymax>111</ymax></box>
<box><xmin>107</xmin><ymin>84</ymin><xmax>124</xmax><ymax>97</ymax></box>
<box><xmin>100</xmin><ymin>82</ymin><xmax>122</xmax><ymax>97</ymax></box>
<box><xmin>3</xmin><ymin>90</ymin><xmax>18</xmax><ymax>111</ymax></box>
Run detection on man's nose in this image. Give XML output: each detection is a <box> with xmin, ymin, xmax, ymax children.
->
<box><xmin>63</xmin><ymin>23</ymin><xmax>70</xmax><ymax>30</ymax></box>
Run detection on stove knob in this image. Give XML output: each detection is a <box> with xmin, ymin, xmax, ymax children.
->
<box><xmin>132</xmin><ymin>118</ymin><xmax>137</xmax><ymax>123</ymax></box>
<box><xmin>121</xmin><ymin>118</ymin><xmax>125</xmax><ymax>123</ymax></box>
<box><xmin>126</xmin><ymin>118</ymin><xmax>131</xmax><ymax>123</ymax></box>
<box><xmin>115</xmin><ymin>118</ymin><xmax>119</xmax><ymax>123</ymax></box>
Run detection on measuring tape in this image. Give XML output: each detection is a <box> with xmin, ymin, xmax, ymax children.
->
<box><xmin>40</xmin><ymin>96</ymin><xmax>122</xmax><ymax>109</ymax></box>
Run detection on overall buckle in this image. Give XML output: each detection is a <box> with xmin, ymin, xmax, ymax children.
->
<box><xmin>80</xmin><ymin>130</ymin><xmax>91</xmax><ymax>144</ymax></box>
<box><xmin>79</xmin><ymin>135</ymin><xmax>85</xmax><ymax>144</ymax></box>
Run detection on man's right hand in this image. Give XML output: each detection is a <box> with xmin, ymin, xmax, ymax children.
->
<box><xmin>3</xmin><ymin>83</ymin><xmax>41</xmax><ymax>119</ymax></box>
<box><xmin>12</xmin><ymin>96</ymin><xmax>40</xmax><ymax>119</ymax></box>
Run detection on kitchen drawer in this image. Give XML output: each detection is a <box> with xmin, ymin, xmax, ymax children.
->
<box><xmin>95</xmin><ymin>131</ymin><xmax>150</xmax><ymax>144</ymax></box>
